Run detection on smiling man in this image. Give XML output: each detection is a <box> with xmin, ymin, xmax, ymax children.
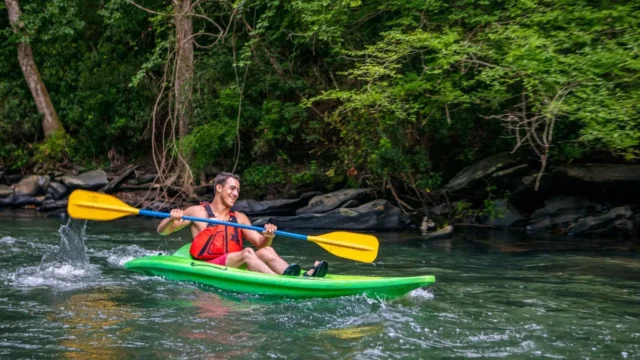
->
<box><xmin>157</xmin><ymin>172</ymin><xmax>328</xmax><ymax>277</ymax></box>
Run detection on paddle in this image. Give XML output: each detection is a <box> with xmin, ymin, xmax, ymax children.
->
<box><xmin>67</xmin><ymin>190</ymin><xmax>379</xmax><ymax>263</ymax></box>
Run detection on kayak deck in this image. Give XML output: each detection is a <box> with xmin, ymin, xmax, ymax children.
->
<box><xmin>125</xmin><ymin>244</ymin><xmax>435</xmax><ymax>299</ymax></box>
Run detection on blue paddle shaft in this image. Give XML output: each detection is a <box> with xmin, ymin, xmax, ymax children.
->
<box><xmin>139</xmin><ymin>209</ymin><xmax>308</xmax><ymax>241</ymax></box>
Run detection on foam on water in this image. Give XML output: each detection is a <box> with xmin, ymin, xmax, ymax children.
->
<box><xmin>1</xmin><ymin>218</ymin><xmax>100</xmax><ymax>290</ymax></box>
<box><xmin>408</xmin><ymin>287</ymin><xmax>435</xmax><ymax>300</ymax></box>
<box><xmin>0</xmin><ymin>236</ymin><xmax>16</xmax><ymax>245</ymax></box>
<box><xmin>5</xmin><ymin>263</ymin><xmax>101</xmax><ymax>289</ymax></box>
<box><xmin>98</xmin><ymin>245</ymin><xmax>161</xmax><ymax>268</ymax></box>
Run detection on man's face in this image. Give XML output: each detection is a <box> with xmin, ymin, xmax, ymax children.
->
<box><xmin>217</xmin><ymin>178</ymin><xmax>240</xmax><ymax>207</ymax></box>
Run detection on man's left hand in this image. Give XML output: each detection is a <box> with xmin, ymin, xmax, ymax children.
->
<box><xmin>262</xmin><ymin>223</ymin><xmax>277</xmax><ymax>238</ymax></box>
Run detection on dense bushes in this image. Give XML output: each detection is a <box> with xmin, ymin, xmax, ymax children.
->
<box><xmin>1</xmin><ymin>0</ymin><xmax>638</xmax><ymax>199</ymax></box>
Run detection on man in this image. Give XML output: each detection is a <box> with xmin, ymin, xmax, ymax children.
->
<box><xmin>157</xmin><ymin>172</ymin><xmax>328</xmax><ymax>277</ymax></box>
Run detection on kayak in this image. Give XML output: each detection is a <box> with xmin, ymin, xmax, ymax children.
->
<box><xmin>125</xmin><ymin>244</ymin><xmax>435</xmax><ymax>299</ymax></box>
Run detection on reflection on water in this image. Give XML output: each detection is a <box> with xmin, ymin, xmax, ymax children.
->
<box><xmin>322</xmin><ymin>324</ymin><xmax>384</xmax><ymax>339</ymax></box>
<box><xmin>0</xmin><ymin>215</ymin><xmax>638</xmax><ymax>358</ymax></box>
<box><xmin>55</xmin><ymin>290</ymin><xmax>136</xmax><ymax>360</ymax></box>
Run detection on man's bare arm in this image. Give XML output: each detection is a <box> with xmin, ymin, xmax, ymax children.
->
<box><xmin>236</xmin><ymin>212</ymin><xmax>276</xmax><ymax>248</ymax></box>
<box><xmin>157</xmin><ymin>207</ymin><xmax>197</xmax><ymax>235</ymax></box>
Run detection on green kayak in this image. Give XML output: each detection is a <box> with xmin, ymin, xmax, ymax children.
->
<box><xmin>125</xmin><ymin>244</ymin><xmax>435</xmax><ymax>299</ymax></box>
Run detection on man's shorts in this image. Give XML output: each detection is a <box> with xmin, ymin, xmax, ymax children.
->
<box><xmin>206</xmin><ymin>253</ymin><xmax>228</xmax><ymax>266</ymax></box>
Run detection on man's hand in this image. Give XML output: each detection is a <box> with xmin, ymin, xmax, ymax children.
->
<box><xmin>158</xmin><ymin>208</ymin><xmax>187</xmax><ymax>235</ymax></box>
<box><xmin>169</xmin><ymin>209</ymin><xmax>184</xmax><ymax>222</ymax></box>
<box><xmin>262</xmin><ymin>223</ymin><xmax>277</xmax><ymax>239</ymax></box>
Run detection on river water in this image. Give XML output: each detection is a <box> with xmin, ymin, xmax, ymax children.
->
<box><xmin>0</xmin><ymin>212</ymin><xmax>638</xmax><ymax>359</ymax></box>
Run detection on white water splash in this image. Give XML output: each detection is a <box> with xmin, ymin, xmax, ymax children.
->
<box><xmin>40</xmin><ymin>218</ymin><xmax>89</xmax><ymax>266</ymax></box>
<box><xmin>4</xmin><ymin>219</ymin><xmax>99</xmax><ymax>290</ymax></box>
<box><xmin>408</xmin><ymin>287</ymin><xmax>435</xmax><ymax>300</ymax></box>
<box><xmin>6</xmin><ymin>263</ymin><xmax>101</xmax><ymax>289</ymax></box>
<box><xmin>0</xmin><ymin>236</ymin><xmax>16</xmax><ymax>245</ymax></box>
<box><xmin>102</xmin><ymin>245</ymin><xmax>160</xmax><ymax>268</ymax></box>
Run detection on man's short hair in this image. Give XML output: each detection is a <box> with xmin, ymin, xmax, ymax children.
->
<box><xmin>214</xmin><ymin>172</ymin><xmax>240</xmax><ymax>190</ymax></box>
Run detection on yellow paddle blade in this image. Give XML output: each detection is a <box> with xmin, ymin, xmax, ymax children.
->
<box><xmin>68</xmin><ymin>190</ymin><xmax>140</xmax><ymax>221</ymax></box>
<box><xmin>308</xmin><ymin>232</ymin><xmax>379</xmax><ymax>263</ymax></box>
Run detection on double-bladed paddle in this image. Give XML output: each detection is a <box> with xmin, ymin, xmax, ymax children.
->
<box><xmin>67</xmin><ymin>190</ymin><xmax>379</xmax><ymax>263</ymax></box>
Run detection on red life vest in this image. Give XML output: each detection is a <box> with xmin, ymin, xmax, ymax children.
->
<box><xmin>189</xmin><ymin>203</ymin><xmax>243</xmax><ymax>260</ymax></box>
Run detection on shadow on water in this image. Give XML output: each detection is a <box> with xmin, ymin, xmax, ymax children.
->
<box><xmin>395</xmin><ymin>227</ymin><xmax>640</xmax><ymax>255</ymax></box>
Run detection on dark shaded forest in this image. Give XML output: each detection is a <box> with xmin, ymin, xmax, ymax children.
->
<box><xmin>2</xmin><ymin>0</ymin><xmax>638</xmax><ymax>204</ymax></box>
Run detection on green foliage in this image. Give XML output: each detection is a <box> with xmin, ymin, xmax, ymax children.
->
<box><xmin>1</xmin><ymin>0</ymin><xmax>638</xmax><ymax>201</ymax></box>
<box><xmin>181</xmin><ymin>119</ymin><xmax>237</xmax><ymax>175</ymax></box>
<box><xmin>291</xmin><ymin>161</ymin><xmax>323</xmax><ymax>186</ymax></box>
<box><xmin>241</xmin><ymin>164</ymin><xmax>287</xmax><ymax>197</ymax></box>
<box><xmin>482</xmin><ymin>199</ymin><xmax>503</xmax><ymax>222</ymax></box>
<box><xmin>0</xmin><ymin>144</ymin><xmax>29</xmax><ymax>171</ymax></box>
<box><xmin>33</xmin><ymin>131</ymin><xmax>75</xmax><ymax>168</ymax></box>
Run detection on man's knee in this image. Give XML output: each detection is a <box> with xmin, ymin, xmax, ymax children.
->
<box><xmin>256</xmin><ymin>246</ymin><xmax>276</xmax><ymax>260</ymax></box>
<box><xmin>240</xmin><ymin>247</ymin><xmax>256</xmax><ymax>260</ymax></box>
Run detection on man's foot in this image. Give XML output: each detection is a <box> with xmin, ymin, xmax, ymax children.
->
<box><xmin>282</xmin><ymin>263</ymin><xmax>301</xmax><ymax>276</ymax></box>
<box><xmin>304</xmin><ymin>260</ymin><xmax>328</xmax><ymax>278</ymax></box>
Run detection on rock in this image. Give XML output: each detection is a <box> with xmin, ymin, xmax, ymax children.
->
<box><xmin>509</xmin><ymin>171</ymin><xmax>570</xmax><ymax>214</ymax></box>
<box><xmin>253</xmin><ymin>199</ymin><xmax>407</xmax><ymax>230</ymax></box>
<box><xmin>420</xmin><ymin>216</ymin><xmax>436</xmax><ymax>233</ymax></box>
<box><xmin>430</xmin><ymin>203</ymin><xmax>453</xmax><ymax>216</ymax></box>
<box><xmin>423</xmin><ymin>225</ymin><xmax>454</xmax><ymax>240</ymax></box>
<box><xmin>527</xmin><ymin>196</ymin><xmax>600</xmax><ymax>233</ymax></box>
<box><xmin>556</xmin><ymin>164</ymin><xmax>640</xmax><ymax>183</ymax></box>
<box><xmin>296</xmin><ymin>189</ymin><xmax>374</xmax><ymax>215</ymax></box>
<box><xmin>14</xmin><ymin>175</ymin><xmax>50</xmax><ymax>197</ymax></box>
<box><xmin>0</xmin><ymin>170</ymin><xmax>4</xmax><ymax>184</ymax></box>
<box><xmin>233</xmin><ymin>192</ymin><xmax>321</xmax><ymax>217</ymax></box>
<box><xmin>633</xmin><ymin>213</ymin><xmax>640</xmax><ymax>239</ymax></box>
<box><xmin>444</xmin><ymin>152</ymin><xmax>521</xmax><ymax>193</ymax></box>
<box><xmin>0</xmin><ymin>184</ymin><xmax>12</xmax><ymax>198</ymax></box>
<box><xmin>102</xmin><ymin>165</ymin><xmax>138</xmax><ymax>193</ymax></box>
<box><xmin>491</xmin><ymin>164</ymin><xmax>530</xmax><ymax>179</ymax></box>
<box><xmin>39</xmin><ymin>199</ymin><xmax>68</xmax><ymax>212</ymax></box>
<box><xmin>0</xmin><ymin>194</ymin><xmax>45</xmax><ymax>208</ymax></box>
<box><xmin>339</xmin><ymin>200</ymin><xmax>360</xmax><ymax>208</ymax></box>
<box><xmin>46</xmin><ymin>181</ymin><xmax>68</xmax><ymax>200</ymax></box>
<box><xmin>61</xmin><ymin>170</ymin><xmax>109</xmax><ymax>190</ymax></box>
<box><xmin>567</xmin><ymin>206</ymin><xmax>634</xmax><ymax>237</ymax></box>
<box><xmin>553</xmin><ymin>164</ymin><xmax>640</xmax><ymax>202</ymax></box>
<box><xmin>49</xmin><ymin>171</ymin><xmax>64</xmax><ymax>180</ymax></box>
<box><xmin>428</xmin><ymin>200</ymin><xmax>474</xmax><ymax>217</ymax></box>
<box><xmin>4</xmin><ymin>174</ymin><xmax>22</xmax><ymax>184</ymax></box>
<box><xmin>478</xmin><ymin>199</ymin><xmax>526</xmax><ymax>227</ymax></box>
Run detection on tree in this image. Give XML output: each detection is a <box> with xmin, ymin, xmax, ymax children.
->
<box><xmin>173</xmin><ymin>0</ymin><xmax>194</xmax><ymax>187</ymax></box>
<box><xmin>4</xmin><ymin>0</ymin><xmax>65</xmax><ymax>138</ymax></box>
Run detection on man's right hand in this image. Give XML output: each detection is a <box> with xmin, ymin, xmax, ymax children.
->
<box><xmin>159</xmin><ymin>207</ymin><xmax>192</xmax><ymax>235</ymax></box>
<box><xmin>169</xmin><ymin>209</ymin><xmax>184</xmax><ymax>222</ymax></box>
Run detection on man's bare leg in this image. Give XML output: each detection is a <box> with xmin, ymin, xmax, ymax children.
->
<box><xmin>225</xmin><ymin>248</ymin><xmax>277</xmax><ymax>274</ymax></box>
<box><xmin>254</xmin><ymin>247</ymin><xmax>290</xmax><ymax>274</ymax></box>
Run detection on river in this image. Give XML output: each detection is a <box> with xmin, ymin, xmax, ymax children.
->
<box><xmin>0</xmin><ymin>212</ymin><xmax>638</xmax><ymax>359</ymax></box>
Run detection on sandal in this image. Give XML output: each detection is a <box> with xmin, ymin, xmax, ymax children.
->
<box><xmin>304</xmin><ymin>260</ymin><xmax>328</xmax><ymax>278</ymax></box>
<box><xmin>282</xmin><ymin>263</ymin><xmax>301</xmax><ymax>276</ymax></box>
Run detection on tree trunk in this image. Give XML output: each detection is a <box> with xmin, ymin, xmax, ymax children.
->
<box><xmin>173</xmin><ymin>0</ymin><xmax>194</xmax><ymax>186</ymax></box>
<box><xmin>174</xmin><ymin>0</ymin><xmax>193</xmax><ymax>140</ymax></box>
<box><xmin>5</xmin><ymin>0</ymin><xmax>65</xmax><ymax>138</ymax></box>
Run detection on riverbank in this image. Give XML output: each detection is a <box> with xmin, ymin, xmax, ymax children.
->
<box><xmin>1</xmin><ymin>154</ymin><xmax>639</xmax><ymax>239</ymax></box>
